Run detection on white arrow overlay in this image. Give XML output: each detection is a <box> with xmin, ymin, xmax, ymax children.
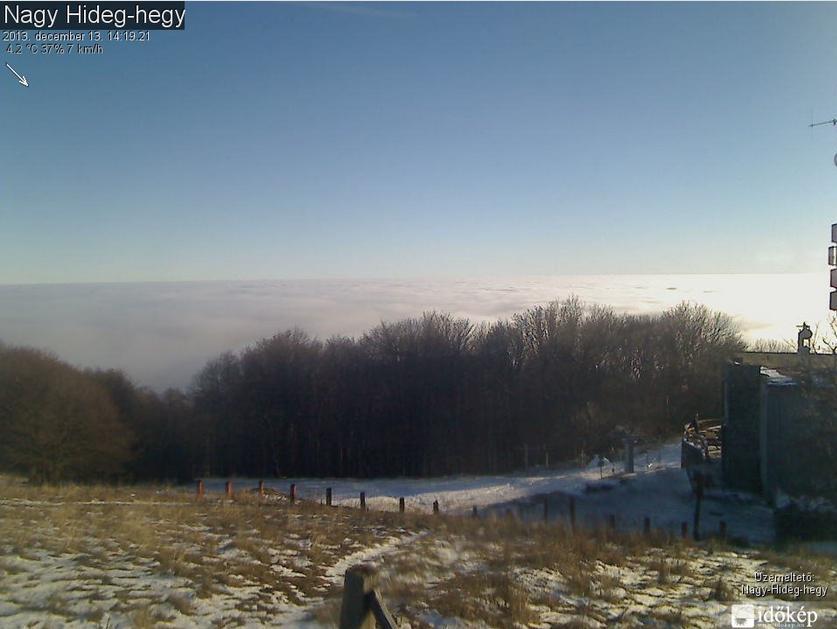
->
<box><xmin>5</xmin><ymin>63</ymin><xmax>29</xmax><ymax>87</ymax></box>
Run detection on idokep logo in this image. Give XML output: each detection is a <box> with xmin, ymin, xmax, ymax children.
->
<box><xmin>730</xmin><ymin>604</ymin><xmax>819</xmax><ymax>628</ymax></box>
<box><xmin>731</xmin><ymin>604</ymin><xmax>755</xmax><ymax>628</ymax></box>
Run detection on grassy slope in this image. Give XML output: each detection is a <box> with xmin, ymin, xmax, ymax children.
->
<box><xmin>0</xmin><ymin>478</ymin><xmax>833</xmax><ymax>628</ymax></box>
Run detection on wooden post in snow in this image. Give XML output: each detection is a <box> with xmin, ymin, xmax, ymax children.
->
<box><xmin>692</xmin><ymin>472</ymin><xmax>704</xmax><ymax>542</ymax></box>
<box><xmin>339</xmin><ymin>565</ymin><xmax>376</xmax><ymax>629</ymax></box>
<box><xmin>398</xmin><ymin>497</ymin><xmax>405</xmax><ymax>513</ymax></box>
<box><xmin>258</xmin><ymin>480</ymin><xmax>265</xmax><ymax>498</ymax></box>
<box><xmin>289</xmin><ymin>483</ymin><xmax>296</xmax><ymax>504</ymax></box>
<box><xmin>339</xmin><ymin>564</ymin><xmax>397</xmax><ymax>629</ymax></box>
<box><xmin>326</xmin><ymin>487</ymin><xmax>333</xmax><ymax>507</ymax></box>
<box><xmin>360</xmin><ymin>491</ymin><xmax>366</xmax><ymax>511</ymax></box>
<box><xmin>624</xmin><ymin>439</ymin><xmax>635</xmax><ymax>474</ymax></box>
<box><xmin>432</xmin><ymin>500</ymin><xmax>439</xmax><ymax>515</ymax></box>
<box><xmin>225</xmin><ymin>480</ymin><xmax>233</xmax><ymax>499</ymax></box>
<box><xmin>196</xmin><ymin>479</ymin><xmax>205</xmax><ymax>499</ymax></box>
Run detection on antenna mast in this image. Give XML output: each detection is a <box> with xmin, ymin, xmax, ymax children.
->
<box><xmin>809</xmin><ymin>115</ymin><xmax>837</xmax><ymax>166</ymax></box>
<box><xmin>807</xmin><ymin>117</ymin><xmax>837</xmax><ymax>311</ymax></box>
<box><xmin>810</xmin><ymin>117</ymin><xmax>837</xmax><ymax>128</ymax></box>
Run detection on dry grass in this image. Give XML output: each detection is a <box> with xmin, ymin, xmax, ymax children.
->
<box><xmin>1</xmin><ymin>477</ymin><xmax>834</xmax><ymax>628</ymax></box>
<box><xmin>647</xmin><ymin>553</ymin><xmax>689</xmax><ymax>586</ymax></box>
<box><xmin>705</xmin><ymin>575</ymin><xmax>736</xmax><ymax>602</ymax></box>
<box><xmin>166</xmin><ymin>591</ymin><xmax>196</xmax><ymax>616</ymax></box>
<box><xmin>756</xmin><ymin>545</ymin><xmax>836</xmax><ymax>581</ymax></box>
<box><xmin>429</xmin><ymin>571</ymin><xmax>535</xmax><ymax>625</ymax></box>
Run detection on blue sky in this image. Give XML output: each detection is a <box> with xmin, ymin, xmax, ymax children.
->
<box><xmin>2</xmin><ymin>1</ymin><xmax>837</xmax><ymax>284</ymax></box>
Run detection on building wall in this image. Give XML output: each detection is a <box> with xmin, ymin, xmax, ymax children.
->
<box><xmin>762</xmin><ymin>383</ymin><xmax>834</xmax><ymax>503</ymax></box>
<box><xmin>761</xmin><ymin>384</ymin><xmax>802</xmax><ymax>502</ymax></box>
<box><xmin>725</xmin><ymin>357</ymin><xmax>834</xmax><ymax>503</ymax></box>
<box><xmin>722</xmin><ymin>363</ymin><xmax>762</xmax><ymax>493</ymax></box>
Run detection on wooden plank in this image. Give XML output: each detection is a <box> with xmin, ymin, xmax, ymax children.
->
<box><xmin>370</xmin><ymin>590</ymin><xmax>398</xmax><ymax>629</ymax></box>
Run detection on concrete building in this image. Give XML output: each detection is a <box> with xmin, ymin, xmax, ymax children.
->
<box><xmin>722</xmin><ymin>351</ymin><xmax>835</xmax><ymax>505</ymax></box>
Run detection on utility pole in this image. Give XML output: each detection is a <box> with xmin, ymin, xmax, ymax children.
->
<box><xmin>830</xmin><ymin>223</ymin><xmax>836</xmax><ymax>312</ymax></box>
<box><xmin>806</xmin><ymin>118</ymin><xmax>837</xmax><ymax>310</ymax></box>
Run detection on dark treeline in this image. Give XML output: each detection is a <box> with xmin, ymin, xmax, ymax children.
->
<box><xmin>0</xmin><ymin>299</ymin><xmax>744</xmax><ymax>482</ymax></box>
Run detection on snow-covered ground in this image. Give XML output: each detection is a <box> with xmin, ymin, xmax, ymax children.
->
<box><xmin>1</xmin><ymin>442</ymin><xmax>832</xmax><ymax>627</ymax></box>
<box><xmin>204</xmin><ymin>440</ymin><xmax>775</xmax><ymax>544</ymax></box>
<box><xmin>204</xmin><ymin>442</ymin><xmax>682</xmax><ymax>514</ymax></box>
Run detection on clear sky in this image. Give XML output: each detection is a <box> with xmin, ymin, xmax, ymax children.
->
<box><xmin>2</xmin><ymin>1</ymin><xmax>837</xmax><ymax>284</ymax></box>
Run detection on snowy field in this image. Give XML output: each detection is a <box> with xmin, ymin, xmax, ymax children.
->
<box><xmin>205</xmin><ymin>441</ymin><xmax>775</xmax><ymax>545</ymax></box>
<box><xmin>0</xmin><ymin>443</ymin><xmax>834</xmax><ymax>627</ymax></box>
<box><xmin>205</xmin><ymin>442</ymin><xmax>684</xmax><ymax>514</ymax></box>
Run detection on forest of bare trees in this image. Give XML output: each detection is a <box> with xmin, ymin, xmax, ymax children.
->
<box><xmin>0</xmin><ymin>299</ymin><xmax>745</xmax><ymax>482</ymax></box>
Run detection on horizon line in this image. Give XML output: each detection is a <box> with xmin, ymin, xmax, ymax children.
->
<box><xmin>0</xmin><ymin>270</ymin><xmax>826</xmax><ymax>289</ymax></box>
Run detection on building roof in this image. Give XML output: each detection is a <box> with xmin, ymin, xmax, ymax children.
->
<box><xmin>760</xmin><ymin>367</ymin><xmax>797</xmax><ymax>387</ymax></box>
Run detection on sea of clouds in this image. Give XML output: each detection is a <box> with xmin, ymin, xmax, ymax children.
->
<box><xmin>0</xmin><ymin>273</ymin><xmax>830</xmax><ymax>390</ymax></box>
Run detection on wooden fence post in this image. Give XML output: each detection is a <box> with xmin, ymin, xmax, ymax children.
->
<box><xmin>326</xmin><ymin>487</ymin><xmax>333</xmax><ymax>507</ymax></box>
<box><xmin>196</xmin><ymin>479</ymin><xmax>205</xmax><ymax>499</ymax></box>
<box><xmin>289</xmin><ymin>483</ymin><xmax>296</xmax><ymax>504</ymax></box>
<box><xmin>225</xmin><ymin>480</ymin><xmax>233</xmax><ymax>499</ymax></box>
<box><xmin>398</xmin><ymin>497</ymin><xmax>405</xmax><ymax>513</ymax></box>
<box><xmin>258</xmin><ymin>480</ymin><xmax>264</xmax><ymax>498</ymax></box>
<box><xmin>693</xmin><ymin>472</ymin><xmax>704</xmax><ymax>541</ymax></box>
<box><xmin>360</xmin><ymin>491</ymin><xmax>366</xmax><ymax>511</ymax></box>
<box><xmin>338</xmin><ymin>564</ymin><xmax>397</xmax><ymax>629</ymax></box>
<box><xmin>339</xmin><ymin>565</ymin><xmax>377</xmax><ymax>629</ymax></box>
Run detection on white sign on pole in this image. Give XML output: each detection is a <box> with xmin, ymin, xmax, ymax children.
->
<box><xmin>831</xmin><ymin>225</ymin><xmax>837</xmax><ymax>310</ymax></box>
